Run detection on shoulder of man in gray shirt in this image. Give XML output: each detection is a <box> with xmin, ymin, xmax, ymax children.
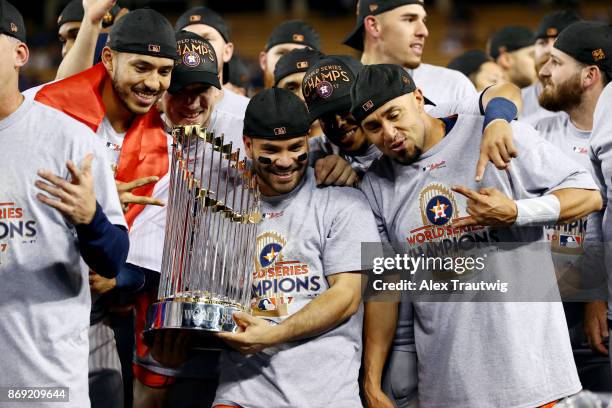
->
<box><xmin>0</xmin><ymin>99</ymin><xmax>124</xmax><ymax>408</ymax></box>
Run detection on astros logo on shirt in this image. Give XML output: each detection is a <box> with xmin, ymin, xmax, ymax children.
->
<box><xmin>420</xmin><ymin>184</ymin><xmax>457</xmax><ymax>226</ymax></box>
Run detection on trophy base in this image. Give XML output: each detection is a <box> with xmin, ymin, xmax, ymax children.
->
<box><xmin>144</xmin><ymin>300</ymin><xmax>243</xmax><ymax>351</ymax></box>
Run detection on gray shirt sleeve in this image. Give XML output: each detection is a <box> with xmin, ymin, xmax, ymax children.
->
<box><xmin>323</xmin><ymin>188</ymin><xmax>380</xmax><ymax>276</ymax></box>
<box><xmin>359</xmin><ymin>171</ymin><xmax>390</xmax><ymax>243</ymax></box>
<box><xmin>506</xmin><ymin>122</ymin><xmax>598</xmax><ymax>197</ymax></box>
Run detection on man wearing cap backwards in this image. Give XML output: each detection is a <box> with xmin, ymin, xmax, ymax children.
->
<box><xmin>488</xmin><ymin>25</ymin><xmax>537</xmax><ymax>89</ymax></box>
<box><xmin>536</xmin><ymin>21</ymin><xmax>612</xmax><ymax>385</ymax></box>
<box><xmin>447</xmin><ymin>49</ymin><xmax>507</xmax><ymax>92</ymax></box>
<box><xmin>354</xmin><ymin>64</ymin><xmax>601</xmax><ymax>407</ymax></box>
<box><xmin>0</xmin><ymin>1</ymin><xmax>128</xmax><ymax>408</ymax></box>
<box><xmin>344</xmin><ymin>0</ymin><xmax>476</xmax><ymax>105</ymax></box>
<box><xmin>31</xmin><ymin>7</ymin><xmax>176</xmax><ymax>406</ymax></box>
<box><xmin>274</xmin><ymin>48</ymin><xmax>325</xmax><ymax>138</ymax></box>
<box><xmin>212</xmin><ymin>88</ymin><xmax>380</xmax><ymax>407</ymax></box>
<box><xmin>521</xmin><ymin>10</ymin><xmax>581</xmax><ymax>124</ymax></box>
<box><xmin>260</xmin><ymin>19</ymin><xmax>321</xmax><ymax>89</ymax></box>
<box><xmin>304</xmin><ymin>54</ymin><xmax>524</xmax><ymax>183</ymax></box>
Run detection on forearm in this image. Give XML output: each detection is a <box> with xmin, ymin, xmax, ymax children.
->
<box><xmin>481</xmin><ymin>82</ymin><xmax>522</xmax><ymax>114</ymax></box>
<box><xmin>56</xmin><ymin>18</ymin><xmax>101</xmax><ymax>80</ymax></box>
<box><xmin>273</xmin><ymin>277</ymin><xmax>361</xmax><ymax>344</ymax></box>
<box><xmin>363</xmin><ymin>300</ymin><xmax>398</xmax><ymax>389</ymax></box>
<box><xmin>551</xmin><ymin>188</ymin><xmax>602</xmax><ymax>224</ymax></box>
<box><xmin>76</xmin><ymin>202</ymin><xmax>129</xmax><ymax>278</ymax></box>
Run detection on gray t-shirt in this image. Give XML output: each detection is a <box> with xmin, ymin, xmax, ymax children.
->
<box><xmin>360</xmin><ymin>115</ymin><xmax>591</xmax><ymax>407</ymax></box>
<box><xmin>215</xmin><ymin>87</ymin><xmax>249</xmax><ymax>120</ymax></box>
<box><xmin>214</xmin><ymin>167</ymin><xmax>380</xmax><ymax>408</ymax></box>
<box><xmin>0</xmin><ymin>99</ymin><xmax>125</xmax><ymax>408</ymax></box>
<box><xmin>521</xmin><ymin>82</ymin><xmax>558</xmax><ymax>125</ymax></box>
<box><xmin>586</xmin><ymin>82</ymin><xmax>612</xmax><ymax>319</ymax></box>
<box><xmin>535</xmin><ymin>114</ymin><xmax>592</xmax><ymax>299</ymax></box>
<box><xmin>409</xmin><ymin>63</ymin><xmax>477</xmax><ymax>105</ymax></box>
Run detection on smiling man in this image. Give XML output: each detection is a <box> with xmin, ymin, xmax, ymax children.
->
<box><xmin>212</xmin><ymin>88</ymin><xmax>380</xmax><ymax>407</ymax></box>
<box><xmin>32</xmin><ymin>9</ymin><xmax>176</xmax><ymax>408</ymax></box>
<box><xmin>354</xmin><ymin>63</ymin><xmax>601</xmax><ymax>408</ymax></box>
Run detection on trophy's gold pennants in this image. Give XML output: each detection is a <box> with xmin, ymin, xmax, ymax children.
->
<box><xmin>145</xmin><ymin>125</ymin><xmax>261</xmax><ymax>349</ymax></box>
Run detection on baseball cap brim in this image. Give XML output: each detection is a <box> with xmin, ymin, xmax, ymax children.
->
<box><xmin>343</xmin><ymin>24</ymin><xmax>364</xmax><ymax>51</ymax></box>
<box><xmin>168</xmin><ymin>70</ymin><xmax>221</xmax><ymax>94</ymax></box>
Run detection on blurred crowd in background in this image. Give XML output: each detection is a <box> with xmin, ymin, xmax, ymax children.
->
<box><xmin>20</xmin><ymin>0</ymin><xmax>611</xmax><ymax>93</ymax></box>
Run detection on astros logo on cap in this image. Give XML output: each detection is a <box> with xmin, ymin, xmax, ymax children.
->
<box><xmin>362</xmin><ymin>100</ymin><xmax>374</xmax><ymax>112</ymax></box>
<box><xmin>297</xmin><ymin>61</ymin><xmax>309</xmax><ymax>69</ymax></box>
<box><xmin>148</xmin><ymin>44</ymin><xmax>161</xmax><ymax>53</ymax></box>
<box><xmin>293</xmin><ymin>34</ymin><xmax>305</xmax><ymax>42</ymax></box>
<box><xmin>369</xmin><ymin>3</ymin><xmax>379</xmax><ymax>12</ymax></box>
<box><xmin>190</xmin><ymin>15</ymin><xmax>202</xmax><ymax>22</ymax></box>
<box><xmin>9</xmin><ymin>23</ymin><xmax>17</xmax><ymax>33</ymax></box>
<box><xmin>546</xmin><ymin>28</ymin><xmax>558</xmax><ymax>37</ymax></box>
<box><xmin>316</xmin><ymin>81</ymin><xmax>333</xmax><ymax>99</ymax></box>
<box><xmin>103</xmin><ymin>11</ymin><xmax>114</xmax><ymax>25</ymax></box>
<box><xmin>593</xmin><ymin>48</ymin><xmax>606</xmax><ymax>62</ymax></box>
<box><xmin>274</xmin><ymin>127</ymin><xmax>287</xmax><ymax>135</ymax></box>
<box><xmin>183</xmin><ymin>51</ymin><xmax>201</xmax><ymax>67</ymax></box>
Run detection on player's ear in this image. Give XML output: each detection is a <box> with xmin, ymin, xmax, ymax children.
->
<box><xmin>497</xmin><ymin>51</ymin><xmax>511</xmax><ymax>70</ymax></box>
<box><xmin>258</xmin><ymin>51</ymin><xmax>267</xmax><ymax>73</ymax></box>
<box><xmin>243</xmin><ymin>135</ymin><xmax>254</xmax><ymax>159</ymax></box>
<box><xmin>413</xmin><ymin>88</ymin><xmax>425</xmax><ymax>113</ymax></box>
<box><xmin>363</xmin><ymin>15</ymin><xmax>380</xmax><ymax>39</ymax></box>
<box><xmin>14</xmin><ymin>41</ymin><xmax>28</xmax><ymax>68</ymax></box>
<box><xmin>582</xmin><ymin>65</ymin><xmax>600</xmax><ymax>90</ymax></box>
<box><xmin>223</xmin><ymin>41</ymin><xmax>234</xmax><ymax>64</ymax></box>
<box><xmin>101</xmin><ymin>46</ymin><xmax>114</xmax><ymax>74</ymax></box>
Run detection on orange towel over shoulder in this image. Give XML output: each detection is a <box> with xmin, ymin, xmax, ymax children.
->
<box><xmin>35</xmin><ymin>63</ymin><xmax>169</xmax><ymax>229</ymax></box>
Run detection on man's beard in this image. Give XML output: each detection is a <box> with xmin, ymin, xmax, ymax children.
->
<box><xmin>539</xmin><ymin>72</ymin><xmax>583</xmax><ymax>112</ymax></box>
<box><xmin>393</xmin><ymin>145</ymin><xmax>422</xmax><ymax>165</ymax></box>
<box><xmin>112</xmin><ymin>70</ymin><xmax>160</xmax><ymax>115</ymax></box>
<box><xmin>253</xmin><ymin>157</ymin><xmax>307</xmax><ymax>194</ymax></box>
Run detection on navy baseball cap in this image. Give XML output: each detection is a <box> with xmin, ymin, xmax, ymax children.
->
<box><xmin>534</xmin><ymin>10</ymin><xmax>581</xmax><ymax>40</ymax></box>
<box><xmin>169</xmin><ymin>31</ymin><xmax>221</xmax><ymax>94</ymax></box>
<box><xmin>175</xmin><ymin>6</ymin><xmax>230</xmax><ymax>43</ymax></box>
<box><xmin>350</xmin><ymin>64</ymin><xmax>417</xmax><ymax>123</ymax></box>
<box><xmin>108</xmin><ymin>8</ymin><xmax>177</xmax><ymax>60</ymax></box>
<box><xmin>244</xmin><ymin>88</ymin><xmax>311</xmax><ymax>139</ymax></box>
<box><xmin>0</xmin><ymin>0</ymin><xmax>25</xmax><ymax>42</ymax></box>
<box><xmin>489</xmin><ymin>26</ymin><xmax>534</xmax><ymax>59</ymax></box>
<box><xmin>554</xmin><ymin>21</ymin><xmax>612</xmax><ymax>78</ymax></box>
<box><xmin>265</xmin><ymin>20</ymin><xmax>320</xmax><ymax>51</ymax></box>
<box><xmin>303</xmin><ymin>55</ymin><xmax>363</xmax><ymax>120</ymax></box>
<box><xmin>274</xmin><ymin>48</ymin><xmax>325</xmax><ymax>86</ymax></box>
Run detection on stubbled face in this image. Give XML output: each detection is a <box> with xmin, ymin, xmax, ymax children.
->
<box><xmin>107</xmin><ymin>51</ymin><xmax>174</xmax><ymax>115</ymax></box>
<box><xmin>319</xmin><ymin>110</ymin><xmax>368</xmax><ymax>152</ymax></box>
<box><xmin>361</xmin><ymin>93</ymin><xmax>426</xmax><ymax>164</ymax></box>
<box><xmin>58</xmin><ymin>21</ymin><xmax>80</xmax><ymax>59</ymax></box>
<box><xmin>376</xmin><ymin>4</ymin><xmax>428</xmax><ymax>69</ymax></box>
<box><xmin>534</xmin><ymin>37</ymin><xmax>556</xmax><ymax>75</ymax></box>
<box><xmin>472</xmin><ymin>61</ymin><xmax>507</xmax><ymax>91</ymax></box>
<box><xmin>245</xmin><ymin>136</ymin><xmax>309</xmax><ymax>196</ymax></box>
<box><xmin>163</xmin><ymin>83</ymin><xmax>221</xmax><ymax>126</ymax></box>
<box><xmin>263</xmin><ymin>43</ymin><xmax>308</xmax><ymax>88</ymax></box>
<box><xmin>506</xmin><ymin>46</ymin><xmax>537</xmax><ymax>88</ymax></box>
<box><xmin>183</xmin><ymin>24</ymin><xmax>229</xmax><ymax>71</ymax></box>
<box><xmin>539</xmin><ymin>47</ymin><xmax>583</xmax><ymax>112</ymax></box>
<box><xmin>277</xmin><ymin>72</ymin><xmax>306</xmax><ymax>100</ymax></box>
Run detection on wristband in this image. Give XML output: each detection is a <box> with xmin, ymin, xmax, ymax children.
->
<box><xmin>513</xmin><ymin>195</ymin><xmax>561</xmax><ymax>227</ymax></box>
<box><xmin>483</xmin><ymin>97</ymin><xmax>518</xmax><ymax>131</ymax></box>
